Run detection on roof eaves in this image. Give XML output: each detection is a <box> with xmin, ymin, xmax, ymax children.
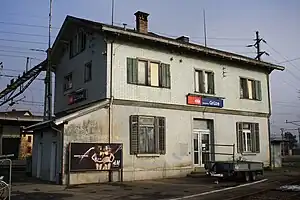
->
<box><xmin>101</xmin><ymin>25</ymin><xmax>285</xmax><ymax>71</ymax></box>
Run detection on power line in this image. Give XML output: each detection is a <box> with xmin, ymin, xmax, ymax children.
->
<box><xmin>0</xmin><ymin>74</ymin><xmax>44</xmax><ymax>81</ymax></box>
<box><xmin>0</xmin><ymin>44</ymin><xmax>45</xmax><ymax>51</ymax></box>
<box><xmin>265</xmin><ymin>43</ymin><xmax>300</xmax><ymax>72</ymax></box>
<box><xmin>0</xmin><ymin>54</ymin><xmax>43</xmax><ymax>60</ymax></box>
<box><xmin>0</xmin><ymin>38</ymin><xmax>47</xmax><ymax>45</ymax></box>
<box><xmin>0</xmin><ymin>21</ymin><xmax>59</xmax><ymax>29</ymax></box>
<box><xmin>0</xmin><ymin>49</ymin><xmax>46</xmax><ymax>55</ymax></box>
<box><xmin>0</xmin><ymin>30</ymin><xmax>56</xmax><ymax>38</ymax></box>
<box><xmin>277</xmin><ymin>57</ymin><xmax>300</xmax><ymax>64</ymax></box>
<box><xmin>0</xmin><ymin>12</ymin><xmax>48</xmax><ymax>19</ymax></box>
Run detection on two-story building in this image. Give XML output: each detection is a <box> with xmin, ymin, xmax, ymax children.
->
<box><xmin>24</xmin><ymin>11</ymin><xmax>284</xmax><ymax>185</ymax></box>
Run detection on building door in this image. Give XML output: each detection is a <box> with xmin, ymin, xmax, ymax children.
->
<box><xmin>193</xmin><ymin>129</ymin><xmax>210</xmax><ymax>167</ymax></box>
<box><xmin>50</xmin><ymin>142</ymin><xmax>57</xmax><ymax>182</ymax></box>
<box><xmin>37</xmin><ymin>143</ymin><xmax>43</xmax><ymax>178</ymax></box>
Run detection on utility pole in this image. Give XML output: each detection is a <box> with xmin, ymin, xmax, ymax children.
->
<box><xmin>44</xmin><ymin>0</ymin><xmax>53</xmax><ymax>120</ymax></box>
<box><xmin>247</xmin><ymin>31</ymin><xmax>269</xmax><ymax>61</ymax></box>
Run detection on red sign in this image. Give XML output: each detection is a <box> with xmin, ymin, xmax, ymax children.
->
<box><xmin>187</xmin><ymin>95</ymin><xmax>202</xmax><ymax>105</ymax></box>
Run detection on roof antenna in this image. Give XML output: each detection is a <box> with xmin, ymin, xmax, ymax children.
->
<box><xmin>203</xmin><ymin>9</ymin><xmax>207</xmax><ymax>47</ymax></box>
<box><xmin>111</xmin><ymin>0</ymin><xmax>115</xmax><ymax>25</ymax></box>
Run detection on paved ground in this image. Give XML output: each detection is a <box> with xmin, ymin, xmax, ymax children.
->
<box><xmin>7</xmin><ymin>168</ymin><xmax>300</xmax><ymax>200</ymax></box>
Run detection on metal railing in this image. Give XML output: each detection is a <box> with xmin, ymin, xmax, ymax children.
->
<box><xmin>205</xmin><ymin>144</ymin><xmax>236</xmax><ymax>163</ymax></box>
<box><xmin>0</xmin><ymin>154</ymin><xmax>13</xmax><ymax>200</ymax></box>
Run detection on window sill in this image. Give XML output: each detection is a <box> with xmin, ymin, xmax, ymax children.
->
<box><xmin>128</xmin><ymin>82</ymin><xmax>171</xmax><ymax>89</ymax></box>
<box><xmin>240</xmin><ymin>97</ymin><xmax>262</xmax><ymax>101</ymax></box>
<box><xmin>136</xmin><ymin>154</ymin><xmax>160</xmax><ymax>158</ymax></box>
<box><xmin>189</xmin><ymin>93</ymin><xmax>225</xmax><ymax>99</ymax></box>
<box><xmin>241</xmin><ymin>152</ymin><xmax>257</xmax><ymax>156</ymax></box>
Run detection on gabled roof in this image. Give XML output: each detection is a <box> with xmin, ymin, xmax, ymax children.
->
<box><xmin>50</xmin><ymin>15</ymin><xmax>285</xmax><ymax>72</ymax></box>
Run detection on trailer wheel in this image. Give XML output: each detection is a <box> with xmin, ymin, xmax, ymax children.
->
<box><xmin>243</xmin><ymin>172</ymin><xmax>250</xmax><ymax>182</ymax></box>
<box><xmin>250</xmin><ymin>172</ymin><xmax>257</xmax><ymax>181</ymax></box>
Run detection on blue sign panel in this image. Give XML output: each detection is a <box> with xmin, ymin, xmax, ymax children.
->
<box><xmin>201</xmin><ymin>97</ymin><xmax>223</xmax><ymax>108</ymax></box>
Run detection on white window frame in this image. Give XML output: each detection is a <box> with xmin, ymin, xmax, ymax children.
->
<box><xmin>194</xmin><ymin>69</ymin><xmax>214</xmax><ymax>94</ymax></box>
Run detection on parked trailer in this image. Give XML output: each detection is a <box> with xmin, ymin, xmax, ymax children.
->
<box><xmin>203</xmin><ymin>144</ymin><xmax>264</xmax><ymax>182</ymax></box>
<box><xmin>205</xmin><ymin>161</ymin><xmax>264</xmax><ymax>182</ymax></box>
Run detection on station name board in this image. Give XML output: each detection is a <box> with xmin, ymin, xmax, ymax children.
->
<box><xmin>187</xmin><ymin>94</ymin><xmax>223</xmax><ymax>108</ymax></box>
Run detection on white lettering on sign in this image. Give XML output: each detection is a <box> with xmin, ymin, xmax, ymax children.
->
<box><xmin>113</xmin><ymin>160</ymin><xmax>120</xmax><ymax>167</ymax></box>
<box><xmin>195</xmin><ymin>99</ymin><xmax>201</xmax><ymax>104</ymax></box>
<box><xmin>209</xmin><ymin>100</ymin><xmax>220</xmax><ymax>106</ymax></box>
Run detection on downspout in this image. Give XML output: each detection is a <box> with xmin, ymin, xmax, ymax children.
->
<box><xmin>108</xmin><ymin>39</ymin><xmax>114</xmax><ymax>144</ymax></box>
<box><xmin>267</xmin><ymin>70</ymin><xmax>272</xmax><ymax>168</ymax></box>
<box><xmin>50</xmin><ymin>124</ymin><xmax>64</xmax><ymax>185</ymax></box>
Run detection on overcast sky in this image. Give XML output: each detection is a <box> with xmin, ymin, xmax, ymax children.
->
<box><xmin>0</xmin><ymin>0</ymin><xmax>299</xmax><ymax>136</ymax></box>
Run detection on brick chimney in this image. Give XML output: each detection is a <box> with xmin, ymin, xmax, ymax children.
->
<box><xmin>134</xmin><ymin>11</ymin><xmax>149</xmax><ymax>34</ymax></box>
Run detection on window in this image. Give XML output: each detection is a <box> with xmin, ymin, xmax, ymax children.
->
<box><xmin>64</xmin><ymin>73</ymin><xmax>73</xmax><ymax>91</ymax></box>
<box><xmin>127</xmin><ymin>58</ymin><xmax>171</xmax><ymax>88</ymax></box>
<box><xmin>130</xmin><ymin>115</ymin><xmax>166</xmax><ymax>155</ymax></box>
<box><xmin>69</xmin><ymin>30</ymin><xmax>87</xmax><ymax>58</ymax></box>
<box><xmin>27</xmin><ymin>136</ymin><xmax>32</xmax><ymax>143</ymax></box>
<box><xmin>84</xmin><ymin>61</ymin><xmax>92</xmax><ymax>82</ymax></box>
<box><xmin>236</xmin><ymin>122</ymin><xmax>260</xmax><ymax>153</ymax></box>
<box><xmin>194</xmin><ymin>70</ymin><xmax>214</xmax><ymax>94</ymax></box>
<box><xmin>240</xmin><ymin>78</ymin><xmax>261</xmax><ymax>100</ymax></box>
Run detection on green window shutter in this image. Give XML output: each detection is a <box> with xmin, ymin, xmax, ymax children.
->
<box><xmin>236</xmin><ymin>122</ymin><xmax>243</xmax><ymax>153</ymax></box>
<box><xmin>160</xmin><ymin>63</ymin><xmax>171</xmax><ymax>88</ymax></box>
<box><xmin>130</xmin><ymin>115</ymin><xmax>139</xmax><ymax>155</ymax></box>
<box><xmin>208</xmin><ymin>72</ymin><xmax>215</xmax><ymax>94</ymax></box>
<box><xmin>254</xmin><ymin>123</ymin><xmax>260</xmax><ymax>153</ymax></box>
<box><xmin>256</xmin><ymin>81</ymin><xmax>262</xmax><ymax>100</ymax></box>
<box><xmin>251</xmin><ymin>80</ymin><xmax>256</xmax><ymax>99</ymax></box>
<box><xmin>127</xmin><ymin>58</ymin><xmax>138</xmax><ymax>84</ymax></box>
<box><xmin>156</xmin><ymin>117</ymin><xmax>166</xmax><ymax>154</ymax></box>
<box><xmin>240</xmin><ymin>78</ymin><xmax>248</xmax><ymax>98</ymax></box>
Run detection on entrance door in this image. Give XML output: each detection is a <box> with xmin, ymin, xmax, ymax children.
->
<box><xmin>50</xmin><ymin>142</ymin><xmax>57</xmax><ymax>182</ymax></box>
<box><xmin>193</xmin><ymin>130</ymin><xmax>210</xmax><ymax>167</ymax></box>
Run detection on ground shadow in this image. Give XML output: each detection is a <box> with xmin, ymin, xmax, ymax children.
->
<box><xmin>11</xmin><ymin>191</ymin><xmax>73</xmax><ymax>200</ymax></box>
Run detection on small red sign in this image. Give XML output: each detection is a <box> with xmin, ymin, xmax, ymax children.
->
<box><xmin>187</xmin><ymin>95</ymin><xmax>202</xmax><ymax>105</ymax></box>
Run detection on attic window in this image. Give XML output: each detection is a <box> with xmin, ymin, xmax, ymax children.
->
<box><xmin>69</xmin><ymin>30</ymin><xmax>87</xmax><ymax>58</ymax></box>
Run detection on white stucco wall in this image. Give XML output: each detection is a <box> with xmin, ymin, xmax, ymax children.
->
<box><xmin>61</xmin><ymin>104</ymin><xmax>269</xmax><ymax>185</ymax></box>
<box><xmin>108</xmin><ymin>41</ymin><xmax>269</xmax><ymax>114</ymax></box>
<box><xmin>62</xmin><ymin>106</ymin><xmax>109</xmax><ymax>185</ymax></box>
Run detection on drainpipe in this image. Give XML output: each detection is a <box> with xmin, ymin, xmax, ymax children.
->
<box><xmin>50</xmin><ymin>124</ymin><xmax>64</xmax><ymax>185</ymax></box>
<box><xmin>108</xmin><ymin>40</ymin><xmax>114</xmax><ymax>144</ymax></box>
<box><xmin>267</xmin><ymin>70</ymin><xmax>272</xmax><ymax>168</ymax></box>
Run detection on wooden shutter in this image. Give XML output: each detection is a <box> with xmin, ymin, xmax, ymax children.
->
<box><xmin>130</xmin><ymin>115</ymin><xmax>139</xmax><ymax>155</ymax></box>
<box><xmin>208</xmin><ymin>72</ymin><xmax>215</xmax><ymax>94</ymax></box>
<box><xmin>240</xmin><ymin>78</ymin><xmax>248</xmax><ymax>98</ymax></box>
<box><xmin>147</xmin><ymin>61</ymin><xmax>151</xmax><ymax>86</ymax></box>
<box><xmin>160</xmin><ymin>63</ymin><xmax>171</xmax><ymax>88</ymax></box>
<box><xmin>157</xmin><ymin>117</ymin><xmax>166</xmax><ymax>154</ymax></box>
<box><xmin>256</xmin><ymin>81</ymin><xmax>262</xmax><ymax>100</ymax></box>
<box><xmin>236</xmin><ymin>122</ymin><xmax>243</xmax><ymax>153</ymax></box>
<box><xmin>199</xmin><ymin>70</ymin><xmax>205</xmax><ymax>93</ymax></box>
<box><xmin>254</xmin><ymin>123</ymin><xmax>260</xmax><ymax>153</ymax></box>
<box><xmin>127</xmin><ymin>58</ymin><xmax>138</xmax><ymax>84</ymax></box>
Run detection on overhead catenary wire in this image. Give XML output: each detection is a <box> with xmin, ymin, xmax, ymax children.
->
<box><xmin>0</xmin><ymin>21</ymin><xmax>59</xmax><ymax>29</ymax></box>
<box><xmin>0</xmin><ymin>30</ymin><xmax>56</xmax><ymax>38</ymax></box>
<box><xmin>0</xmin><ymin>54</ymin><xmax>43</xmax><ymax>60</ymax></box>
<box><xmin>0</xmin><ymin>38</ymin><xmax>47</xmax><ymax>45</ymax></box>
<box><xmin>0</xmin><ymin>49</ymin><xmax>46</xmax><ymax>55</ymax></box>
